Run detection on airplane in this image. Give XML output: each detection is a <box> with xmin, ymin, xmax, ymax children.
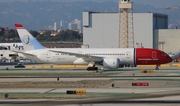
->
<box><xmin>13</xmin><ymin>23</ymin><xmax>173</xmax><ymax>71</ymax></box>
<box><xmin>169</xmin><ymin>52</ymin><xmax>180</xmax><ymax>62</ymax></box>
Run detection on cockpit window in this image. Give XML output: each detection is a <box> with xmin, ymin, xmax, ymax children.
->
<box><xmin>162</xmin><ymin>53</ymin><xmax>168</xmax><ymax>56</ymax></box>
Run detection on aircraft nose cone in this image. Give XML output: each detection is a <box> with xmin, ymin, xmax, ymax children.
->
<box><xmin>167</xmin><ymin>56</ymin><xmax>173</xmax><ymax>63</ymax></box>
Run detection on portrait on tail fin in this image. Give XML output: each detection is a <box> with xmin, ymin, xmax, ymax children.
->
<box><xmin>14</xmin><ymin>24</ymin><xmax>45</xmax><ymax>50</ymax></box>
<box><xmin>23</xmin><ymin>35</ymin><xmax>30</xmax><ymax>44</ymax></box>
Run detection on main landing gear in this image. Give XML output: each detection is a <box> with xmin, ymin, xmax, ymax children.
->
<box><xmin>87</xmin><ymin>65</ymin><xmax>98</xmax><ymax>71</ymax></box>
<box><xmin>87</xmin><ymin>67</ymin><xmax>98</xmax><ymax>71</ymax></box>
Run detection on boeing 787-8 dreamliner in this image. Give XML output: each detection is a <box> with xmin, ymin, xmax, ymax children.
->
<box><xmin>14</xmin><ymin>24</ymin><xmax>172</xmax><ymax>71</ymax></box>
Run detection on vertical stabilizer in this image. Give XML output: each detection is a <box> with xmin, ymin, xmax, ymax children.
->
<box><xmin>14</xmin><ymin>24</ymin><xmax>45</xmax><ymax>50</ymax></box>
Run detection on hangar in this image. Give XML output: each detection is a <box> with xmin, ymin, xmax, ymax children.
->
<box><xmin>82</xmin><ymin>12</ymin><xmax>168</xmax><ymax>49</ymax></box>
<box><xmin>154</xmin><ymin>29</ymin><xmax>180</xmax><ymax>53</ymax></box>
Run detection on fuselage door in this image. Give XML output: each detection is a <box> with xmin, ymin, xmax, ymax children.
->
<box><xmin>152</xmin><ymin>51</ymin><xmax>157</xmax><ymax>59</ymax></box>
<box><xmin>126</xmin><ymin>52</ymin><xmax>131</xmax><ymax>58</ymax></box>
<box><xmin>46</xmin><ymin>51</ymin><xmax>51</xmax><ymax>58</ymax></box>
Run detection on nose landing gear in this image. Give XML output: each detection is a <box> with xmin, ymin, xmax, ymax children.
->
<box><xmin>155</xmin><ymin>67</ymin><xmax>159</xmax><ymax>70</ymax></box>
<box><xmin>155</xmin><ymin>64</ymin><xmax>160</xmax><ymax>70</ymax></box>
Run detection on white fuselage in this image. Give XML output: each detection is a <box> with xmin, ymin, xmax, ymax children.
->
<box><xmin>20</xmin><ymin>48</ymin><xmax>135</xmax><ymax>65</ymax></box>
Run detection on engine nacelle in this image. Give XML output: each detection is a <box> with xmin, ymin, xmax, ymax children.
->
<box><xmin>18</xmin><ymin>53</ymin><xmax>28</xmax><ymax>59</ymax></box>
<box><xmin>103</xmin><ymin>58</ymin><xmax>120</xmax><ymax>68</ymax></box>
<box><xmin>73</xmin><ymin>58</ymin><xmax>89</xmax><ymax>64</ymax></box>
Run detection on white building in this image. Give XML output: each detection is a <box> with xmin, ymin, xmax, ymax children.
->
<box><xmin>68</xmin><ymin>19</ymin><xmax>82</xmax><ymax>30</ymax></box>
<box><xmin>154</xmin><ymin>29</ymin><xmax>180</xmax><ymax>53</ymax></box>
<box><xmin>83</xmin><ymin>12</ymin><xmax>168</xmax><ymax>48</ymax></box>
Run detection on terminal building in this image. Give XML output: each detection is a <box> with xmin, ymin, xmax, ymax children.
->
<box><xmin>83</xmin><ymin>12</ymin><xmax>168</xmax><ymax>49</ymax></box>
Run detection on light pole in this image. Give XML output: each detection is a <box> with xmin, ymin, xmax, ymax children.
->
<box><xmin>158</xmin><ymin>41</ymin><xmax>165</xmax><ymax>51</ymax></box>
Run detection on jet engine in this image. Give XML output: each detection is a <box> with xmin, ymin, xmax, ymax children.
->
<box><xmin>103</xmin><ymin>58</ymin><xmax>120</xmax><ymax>68</ymax></box>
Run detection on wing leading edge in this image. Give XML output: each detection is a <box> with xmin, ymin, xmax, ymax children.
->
<box><xmin>11</xmin><ymin>50</ymin><xmax>36</xmax><ymax>56</ymax></box>
<box><xmin>49</xmin><ymin>50</ymin><xmax>103</xmax><ymax>62</ymax></box>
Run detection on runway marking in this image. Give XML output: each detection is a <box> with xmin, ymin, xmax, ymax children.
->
<box><xmin>42</xmin><ymin>88</ymin><xmax>56</xmax><ymax>94</ymax></box>
<box><xmin>35</xmin><ymin>66</ymin><xmax>43</xmax><ymax>68</ymax></box>
<box><xmin>43</xmin><ymin>66</ymin><xmax>51</xmax><ymax>68</ymax></box>
<box><xmin>26</xmin><ymin>66</ymin><xmax>33</xmax><ymax>68</ymax></box>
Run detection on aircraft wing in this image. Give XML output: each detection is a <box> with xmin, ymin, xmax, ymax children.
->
<box><xmin>11</xmin><ymin>50</ymin><xmax>36</xmax><ymax>56</ymax></box>
<box><xmin>49</xmin><ymin>50</ymin><xmax>103</xmax><ymax>62</ymax></box>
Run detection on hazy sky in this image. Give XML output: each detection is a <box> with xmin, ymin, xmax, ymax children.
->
<box><xmin>0</xmin><ymin>0</ymin><xmax>180</xmax><ymax>8</ymax></box>
<box><xmin>132</xmin><ymin>0</ymin><xmax>180</xmax><ymax>8</ymax></box>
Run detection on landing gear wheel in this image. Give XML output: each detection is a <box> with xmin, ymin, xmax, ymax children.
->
<box><xmin>94</xmin><ymin>67</ymin><xmax>98</xmax><ymax>71</ymax></box>
<box><xmin>155</xmin><ymin>67</ymin><xmax>159</xmax><ymax>70</ymax></box>
<box><xmin>87</xmin><ymin>67</ymin><xmax>90</xmax><ymax>71</ymax></box>
<box><xmin>86</xmin><ymin>67</ymin><xmax>98</xmax><ymax>71</ymax></box>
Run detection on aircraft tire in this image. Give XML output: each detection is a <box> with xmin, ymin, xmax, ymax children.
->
<box><xmin>94</xmin><ymin>67</ymin><xmax>98</xmax><ymax>70</ymax></box>
<box><xmin>87</xmin><ymin>67</ymin><xmax>98</xmax><ymax>71</ymax></box>
<box><xmin>87</xmin><ymin>67</ymin><xmax>90</xmax><ymax>71</ymax></box>
<box><xmin>155</xmin><ymin>67</ymin><xmax>159</xmax><ymax>70</ymax></box>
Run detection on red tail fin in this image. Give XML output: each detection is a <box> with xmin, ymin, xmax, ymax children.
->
<box><xmin>14</xmin><ymin>24</ymin><xmax>24</xmax><ymax>29</ymax></box>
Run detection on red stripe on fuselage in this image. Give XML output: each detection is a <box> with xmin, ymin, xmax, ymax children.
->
<box><xmin>135</xmin><ymin>48</ymin><xmax>172</xmax><ymax>65</ymax></box>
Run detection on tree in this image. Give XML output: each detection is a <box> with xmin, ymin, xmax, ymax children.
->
<box><xmin>29</xmin><ymin>30</ymin><xmax>39</xmax><ymax>38</ymax></box>
<box><xmin>36</xmin><ymin>34</ymin><xmax>46</xmax><ymax>41</ymax></box>
<box><xmin>0</xmin><ymin>28</ymin><xmax>5</xmax><ymax>36</ymax></box>
<box><xmin>43</xmin><ymin>30</ymin><xmax>51</xmax><ymax>37</ymax></box>
<box><xmin>54</xmin><ymin>30</ymin><xmax>82</xmax><ymax>41</ymax></box>
<box><xmin>0</xmin><ymin>27</ymin><xmax>83</xmax><ymax>42</ymax></box>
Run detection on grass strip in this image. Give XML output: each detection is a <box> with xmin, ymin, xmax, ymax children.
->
<box><xmin>0</xmin><ymin>73</ymin><xmax>113</xmax><ymax>76</ymax></box>
<box><xmin>0</xmin><ymin>92</ymin><xmax>65</xmax><ymax>94</ymax></box>
<box><xmin>0</xmin><ymin>80</ymin><xmax>112</xmax><ymax>88</ymax></box>
<box><xmin>95</xmin><ymin>92</ymin><xmax>145</xmax><ymax>97</ymax></box>
<box><xmin>0</xmin><ymin>94</ymin><xmax>91</xmax><ymax>99</ymax></box>
<box><xmin>111</xmin><ymin>78</ymin><xmax>180</xmax><ymax>81</ymax></box>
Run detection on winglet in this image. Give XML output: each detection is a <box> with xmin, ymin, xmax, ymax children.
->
<box><xmin>14</xmin><ymin>24</ymin><xmax>24</xmax><ymax>29</ymax></box>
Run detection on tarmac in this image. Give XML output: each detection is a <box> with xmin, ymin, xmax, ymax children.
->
<box><xmin>1</xmin><ymin>64</ymin><xmax>180</xmax><ymax>105</ymax></box>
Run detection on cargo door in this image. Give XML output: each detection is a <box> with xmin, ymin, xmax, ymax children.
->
<box><xmin>126</xmin><ymin>51</ymin><xmax>131</xmax><ymax>58</ymax></box>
